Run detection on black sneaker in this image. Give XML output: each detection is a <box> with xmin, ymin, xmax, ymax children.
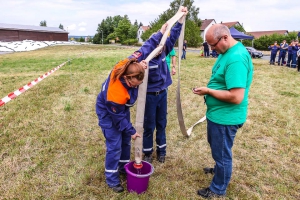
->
<box><xmin>144</xmin><ymin>154</ymin><xmax>153</xmax><ymax>163</ymax></box>
<box><xmin>203</xmin><ymin>167</ymin><xmax>214</xmax><ymax>174</ymax></box>
<box><xmin>109</xmin><ymin>184</ymin><xmax>124</xmax><ymax>193</ymax></box>
<box><xmin>157</xmin><ymin>155</ymin><xmax>165</xmax><ymax>163</ymax></box>
<box><xmin>197</xmin><ymin>187</ymin><xmax>225</xmax><ymax>198</ymax></box>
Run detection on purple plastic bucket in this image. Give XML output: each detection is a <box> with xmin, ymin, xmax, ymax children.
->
<box><xmin>124</xmin><ymin>161</ymin><xmax>154</xmax><ymax>194</ymax></box>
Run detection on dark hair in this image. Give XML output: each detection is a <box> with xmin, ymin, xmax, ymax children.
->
<box><xmin>112</xmin><ymin>58</ymin><xmax>145</xmax><ymax>82</ymax></box>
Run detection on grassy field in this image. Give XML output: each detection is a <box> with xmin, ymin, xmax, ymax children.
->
<box><xmin>0</xmin><ymin>44</ymin><xmax>299</xmax><ymax>200</ymax></box>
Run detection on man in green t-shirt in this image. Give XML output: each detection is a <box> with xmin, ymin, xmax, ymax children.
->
<box><xmin>192</xmin><ymin>24</ymin><xmax>253</xmax><ymax>198</ymax></box>
<box><xmin>166</xmin><ymin>48</ymin><xmax>176</xmax><ymax>75</ymax></box>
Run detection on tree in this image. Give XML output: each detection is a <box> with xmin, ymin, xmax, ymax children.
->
<box><xmin>114</xmin><ymin>15</ymin><xmax>131</xmax><ymax>42</ymax></box>
<box><xmin>94</xmin><ymin>15</ymin><xmax>124</xmax><ymax>44</ymax></box>
<box><xmin>40</xmin><ymin>20</ymin><xmax>47</xmax><ymax>27</ymax></box>
<box><xmin>141</xmin><ymin>0</ymin><xmax>202</xmax><ymax>47</ymax></box>
<box><xmin>59</xmin><ymin>23</ymin><xmax>64</xmax><ymax>30</ymax></box>
<box><xmin>234</xmin><ymin>25</ymin><xmax>245</xmax><ymax>33</ymax></box>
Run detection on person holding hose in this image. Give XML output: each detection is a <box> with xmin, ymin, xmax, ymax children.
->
<box><xmin>128</xmin><ymin>6</ymin><xmax>188</xmax><ymax>164</ymax></box>
<box><xmin>95</xmin><ymin>22</ymin><xmax>170</xmax><ymax>192</ymax></box>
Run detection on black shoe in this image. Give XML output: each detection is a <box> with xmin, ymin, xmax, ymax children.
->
<box><xmin>109</xmin><ymin>184</ymin><xmax>124</xmax><ymax>193</ymax></box>
<box><xmin>197</xmin><ymin>187</ymin><xmax>225</xmax><ymax>198</ymax></box>
<box><xmin>203</xmin><ymin>167</ymin><xmax>214</xmax><ymax>174</ymax></box>
<box><xmin>157</xmin><ymin>155</ymin><xmax>165</xmax><ymax>163</ymax></box>
<box><xmin>144</xmin><ymin>154</ymin><xmax>153</xmax><ymax>163</ymax></box>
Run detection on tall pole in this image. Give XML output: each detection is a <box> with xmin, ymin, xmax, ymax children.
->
<box><xmin>100</xmin><ymin>30</ymin><xmax>103</xmax><ymax>45</ymax></box>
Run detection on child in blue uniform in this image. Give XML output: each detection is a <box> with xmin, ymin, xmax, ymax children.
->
<box><xmin>96</xmin><ymin>22</ymin><xmax>169</xmax><ymax>193</ymax></box>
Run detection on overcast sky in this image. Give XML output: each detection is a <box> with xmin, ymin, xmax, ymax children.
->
<box><xmin>1</xmin><ymin>0</ymin><xmax>299</xmax><ymax>36</ymax></box>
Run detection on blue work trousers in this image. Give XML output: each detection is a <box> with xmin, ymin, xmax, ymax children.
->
<box><xmin>181</xmin><ymin>50</ymin><xmax>186</xmax><ymax>59</ymax></box>
<box><xmin>207</xmin><ymin>119</ymin><xmax>243</xmax><ymax>195</ymax></box>
<box><xmin>270</xmin><ymin>52</ymin><xmax>276</xmax><ymax>64</ymax></box>
<box><xmin>286</xmin><ymin>53</ymin><xmax>293</xmax><ymax>67</ymax></box>
<box><xmin>291</xmin><ymin>53</ymin><xmax>297</xmax><ymax>68</ymax></box>
<box><xmin>143</xmin><ymin>89</ymin><xmax>167</xmax><ymax>156</ymax></box>
<box><xmin>277</xmin><ymin>52</ymin><xmax>286</xmax><ymax>65</ymax></box>
<box><xmin>97</xmin><ymin>110</ymin><xmax>131</xmax><ymax>187</ymax></box>
<box><xmin>204</xmin><ymin>49</ymin><xmax>210</xmax><ymax>57</ymax></box>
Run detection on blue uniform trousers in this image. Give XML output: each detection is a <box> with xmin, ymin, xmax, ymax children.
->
<box><xmin>143</xmin><ymin>89</ymin><xmax>167</xmax><ymax>156</ymax></box>
<box><xmin>181</xmin><ymin>50</ymin><xmax>186</xmax><ymax>59</ymax></box>
<box><xmin>270</xmin><ymin>52</ymin><xmax>276</xmax><ymax>64</ymax></box>
<box><xmin>97</xmin><ymin>110</ymin><xmax>131</xmax><ymax>187</ymax></box>
<box><xmin>291</xmin><ymin>53</ymin><xmax>297</xmax><ymax>68</ymax></box>
<box><xmin>286</xmin><ymin>53</ymin><xmax>293</xmax><ymax>67</ymax></box>
<box><xmin>277</xmin><ymin>52</ymin><xmax>286</xmax><ymax>65</ymax></box>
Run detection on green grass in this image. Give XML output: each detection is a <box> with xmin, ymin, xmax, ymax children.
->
<box><xmin>0</xmin><ymin>45</ymin><xmax>300</xmax><ymax>199</ymax></box>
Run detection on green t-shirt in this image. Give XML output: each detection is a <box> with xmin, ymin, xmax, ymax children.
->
<box><xmin>206</xmin><ymin>42</ymin><xmax>254</xmax><ymax>125</ymax></box>
<box><xmin>166</xmin><ymin>48</ymin><xmax>176</xmax><ymax>71</ymax></box>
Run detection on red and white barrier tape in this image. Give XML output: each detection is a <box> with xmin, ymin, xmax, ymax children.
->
<box><xmin>0</xmin><ymin>61</ymin><xmax>68</xmax><ymax>107</ymax></box>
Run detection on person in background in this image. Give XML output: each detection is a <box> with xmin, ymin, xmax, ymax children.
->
<box><xmin>297</xmin><ymin>47</ymin><xmax>300</xmax><ymax>72</ymax></box>
<box><xmin>291</xmin><ymin>40</ymin><xmax>299</xmax><ymax>68</ymax></box>
<box><xmin>166</xmin><ymin>48</ymin><xmax>177</xmax><ymax>75</ymax></box>
<box><xmin>268</xmin><ymin>41</ymin><xmax>280</xmax><ymax>65</ymax></box>
<box><xmin>286</xmin><ymin>40</ymin><xmax>294</xmax><ymax>67</ymax></box>
<box><xmin>181</xmin><ymin>39</ymin><xmax>187</xmax><ymax>59</ymax></box>
<box><xmin>203</xmin><ymin>40</ymin><xmax>210</xmax><ymax>57</ymax></box>
<box><xmin>211</xmin><ymin>49</ymin><xmax>218</xmax><ymax>58</ymax></box>
<box><xmin>95</xmin><ymin>22</ymin><xmax>170</xmax><ymax>193</ymax></box>
<box><xmin>277</xmin><ymin>40</ymin><xmax>288</xmax><ymax>66</ymax></box>
<box><xmin>193</xmin><ymin>24</ymin><xmax>253</xmax><ymax>198</ymax></box>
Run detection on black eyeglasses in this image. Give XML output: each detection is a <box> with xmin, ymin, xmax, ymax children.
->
<box><xmin>210</xmin><ymin>36</ymin><xmax>224</xmax><ymax>47</ymax></box>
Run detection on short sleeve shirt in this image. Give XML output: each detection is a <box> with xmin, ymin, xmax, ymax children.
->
<box><xmin>205</xmin><ymin>42</ymin><xmax>254</xmax><ymax>125</ymax></box>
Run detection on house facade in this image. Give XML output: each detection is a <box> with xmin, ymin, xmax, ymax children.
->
<box><xmin>0</xmin><ymin>23</ymin><xmax>68</xmax><ymax>42</ymax></box>
<box><xmin>247</xmin><ymin>30</ymin><xmax>289</xmax><ymax>39</ymax></box>
<box><xmin>137</xmin><ymin>26</ymin><xmax>150</xmax><ymax>43</ymax></box>
<box><xmin>200</xmin><ymin>19</ymin><xmax>216</xmax><ymax>40</ymax></box>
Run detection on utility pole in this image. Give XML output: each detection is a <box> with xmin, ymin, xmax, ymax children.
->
<box><xmin>100</xmin><ymin>30</ymin><xmax>103</xmax><ymax>45</ymax></box>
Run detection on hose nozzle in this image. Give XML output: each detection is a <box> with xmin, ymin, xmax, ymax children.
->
<box><xmin>133</xmin><ymin>161</ymin><xmax>143</xmax><ymax>169</ymax></box>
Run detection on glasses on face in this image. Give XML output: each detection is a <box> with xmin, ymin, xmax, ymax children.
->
<box><xmin>210</xmin><ymin>36</ymin><xmax>224</xmax><ymax>47</ymax></box>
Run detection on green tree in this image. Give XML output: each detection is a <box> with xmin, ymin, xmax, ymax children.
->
<box><xmin>59</xmin><ymin>23</ymin><xmax>64</xmax><ymax>30</ymax></box>
<box><xmin>114</xmin><ymin>15</ymin><xmax>131</xmax><ymax>42</ymax></box>
<box><xmin>234</xmin><ymin>25</ymin><xmax>245</xmax><ymax>33</ymax></box>
<box><xmin>141</xmin><ymin>0</ymin><xmax>202</xmax><ymax>47</ymax></box>
<box><xmin>79</xmin><ymin>37</ymin><xmax>85</xmax><ymax>42</ymax></box>
<box><xmin>40</xmin><ymin>20</ymin><xmax>47</xmax><ymax>27</ymax></box>
<box><xmin>93</xmin><ymin>33</ymin><xmax>100</xmax><ymax>44</ymax></box>
<box><xmin>94</xmin><ymin>15</ymin><xmax>124</xmax><ymax>44</ymax></box>
<box><xmin>242</xmin><ymin>32</ymin><xmax>298</xmax><ymax>50</ymax></box>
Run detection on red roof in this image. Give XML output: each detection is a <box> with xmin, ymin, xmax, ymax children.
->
<box><xmin>220</xmin><ymin>21</ymin><xmax>241</xmax><ymax>28</ymax></box>
<box><xmin>200</xmin><ymin>19</ymin><xmax>215</xmax><ymax>30</ymax></box>
<box><xmin>247</xmin><ymin>30</ymin><xmax>288</xmax><ymax>38</ymax></box>
<box><xmin>140</xmin><ymin>26</ymin><xmax>150</xmax><ymax>31</ymax></box>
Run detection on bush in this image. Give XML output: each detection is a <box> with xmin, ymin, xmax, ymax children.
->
<box><xmin>121</xmin><ymin>39</ymin><xmax>138</xmax><ymax>45</ymax></box>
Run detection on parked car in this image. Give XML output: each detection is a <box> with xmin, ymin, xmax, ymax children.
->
<box><xmin>245</xmin><ymin>47</ymin><xmax>263</xmax><ymax>58</ymax></box>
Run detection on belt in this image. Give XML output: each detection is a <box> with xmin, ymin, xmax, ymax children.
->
<box><xmin>147</xmin><ymin>89</ymin><xmax>166</xmax><ymax>96</ymax></box>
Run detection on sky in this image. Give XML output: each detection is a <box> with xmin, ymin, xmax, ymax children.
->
<box><xmin>1</xmin><ymin>0</ymin><xmax>299</xmax><ymax>36</ymax></box>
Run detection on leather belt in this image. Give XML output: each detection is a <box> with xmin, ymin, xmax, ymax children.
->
<box><xmin>147</xmin><ymin>89</ymin><xmax>166</xmax><ymax>96</ymax></box>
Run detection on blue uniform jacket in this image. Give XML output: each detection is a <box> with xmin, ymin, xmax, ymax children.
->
<box><xmin>279</xmin><ymin>43</ymin><xmax>288</xmax><ymax>53</ymax></box>
<box><xmin>129</xmin><ymin>22</ymin><xmax>183</xmax><ymax>92</ymax></box>
<box><xmin>292</xmin><ymin>45</ymin><xmax>299</xmax><ymax>54</ymax></box>
<box><xmin>288</xmin><ymin>45</ymin><xmax>293</xmax><ymax>54</ymax></box>
<box><xmin>96</xmin><ymin>33</ymin><xmax>161</xmax><ymax>135</ymax></box>
<box><xmin>268</xmin><ymin>45</ymin><xmax>279</xmax><ymax>54</ymax></box>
